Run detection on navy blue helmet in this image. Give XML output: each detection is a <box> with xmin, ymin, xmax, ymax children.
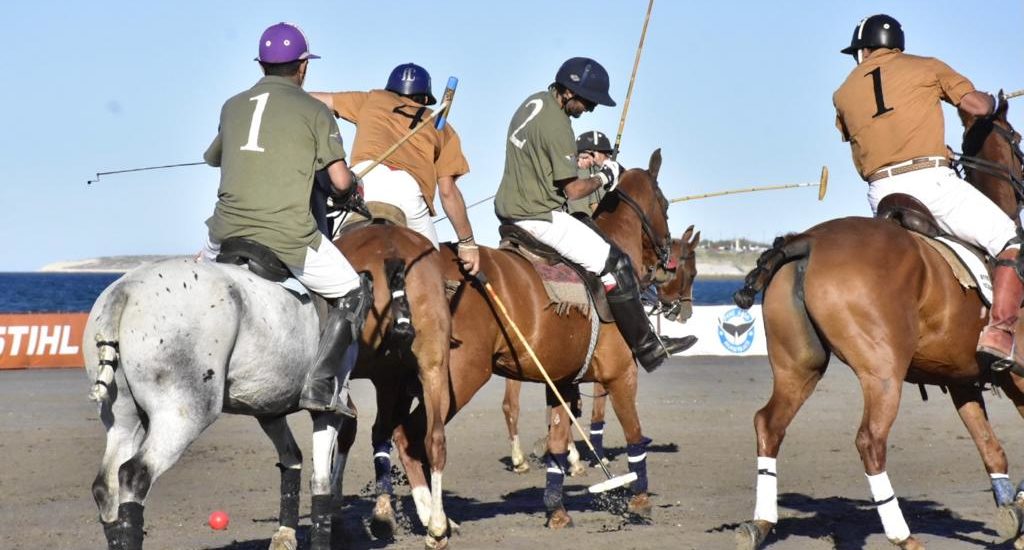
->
<box><xmin>386</xmin><ymin>63</ymin><xmax>437</xmax><ymax>105</ymax></box>
<box><xmin>555</xmin><ymin>57</ymin><xmax>615</xmax><ymax>107</ymax></box>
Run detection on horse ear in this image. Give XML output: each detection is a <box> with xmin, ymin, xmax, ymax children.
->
<box><xmin>648</xmin><ymin>148</ymin><xmax>663</xmax><ymax>181</ymax></box>
<box><xmin>997</xmin><ymin>91</ymin><xmax>1009</xmax><ymax>118</ymax></box>
<box><xmin>691</xmin><ymin>231</ymin><xmax>701</xmax><ymax>248</ymax></box>
<box><xmin>681</xmin><ymin>225</ymin><xmax>694</xmax><ymax>242</ymax></box>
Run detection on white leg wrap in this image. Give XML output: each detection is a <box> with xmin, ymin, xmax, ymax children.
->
<box><xmin>754</xmin><ymin>456</ymin><xmax>778</xmax><ymax>523</ymax></box>
<box><xmin>866</xmin><ymin>472</ymin><xmax>911</xmax><ymax>543</ymax></box>
<box><xmin>411</xmin><ymin>485</ymin><xmax>432</xmax><ymax>527</ymax></box>
<box><xmin>310</xmin><ymin>427</ymin><xmax>337</xmax><ymax>495</ymax></box>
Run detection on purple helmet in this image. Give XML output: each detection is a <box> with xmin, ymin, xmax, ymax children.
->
<box><xmin>256</xmin><ymin>22</ymin><xmax>320</xmax><ymax>64</ymax></box>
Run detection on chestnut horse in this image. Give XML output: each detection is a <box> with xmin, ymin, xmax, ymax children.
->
<box><xmin>356</xmin><ymin>149</ymin><xmax>680</xmax><ymax>534</ymax></box>
<box><xmin>501</xmin><ymin>226</ymin><xmax>701</xmax><ymax>475</ymax></box>
<box><xmin>732</xmin><ymin>99</ymin><xmax>1024</xmax><ymax>550</ymax></box>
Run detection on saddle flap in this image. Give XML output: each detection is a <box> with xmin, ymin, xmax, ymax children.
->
<box><xmin>497</xmin><ymin>224</ymin><xmax>613</xmax><ymax>322</ymax></box>
<box><xmin>876</xmin><ymin>194</ymin><xmax>943</xmax><ymax>238</ymax></box>
<box><xmin>216</xmin><ymin>237</ymin><xmax>290</xmax><ymax>283</ymax></box>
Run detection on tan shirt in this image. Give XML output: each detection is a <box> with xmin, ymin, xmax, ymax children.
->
<box><xmin>327</xmin><ymin>89</ymin><xmax>469</xmax><ymax>214</ymax></box>
<box><xmin>833</xmin><ymin>49</ymin><xmax>975</xmax><ymax>179</ymax></box>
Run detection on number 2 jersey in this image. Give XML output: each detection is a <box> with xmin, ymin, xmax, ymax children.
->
<box><xmin>832</xmin><ymin>48</ymin><xmax>975</xmax><ymax>180</ymax></box>
<box><xmin>204</xmin><ymin>76</ymin><xmax>346</xmax><ymax>267</ymax></box>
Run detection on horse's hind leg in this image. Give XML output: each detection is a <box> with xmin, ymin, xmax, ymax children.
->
<box><xmin>92</xmin><ymin>373</ymin><xmax>144</xmax><ymax>534</ymax></box>
<box><xmin>257</xmin><ymin>415</ymin><xmax>303</xmax><ymax>550</ymax></box>
<box><xmin>588</xmin><ymin>382</ymin><xmax>610</xmax><ymax>466</ymax></box>
<box><xmin>738</xmin><ymin>262</ymin><xmax>829</xmax><ymax>550</ymax></box>
<box><xmin>502</xmin><ymin>379</ymin><xmax>529</xmax><ymax>473</ymax></box>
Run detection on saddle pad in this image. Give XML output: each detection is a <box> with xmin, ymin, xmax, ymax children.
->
<box><xmin>910</xmin><ymin>233</ymin><xmax>993</xmax><ymax>306</ymax></box>
<box><xmin>530</xmin><ymin>259</ymin><xmax>592</xmax><ymax>317</ymax></box>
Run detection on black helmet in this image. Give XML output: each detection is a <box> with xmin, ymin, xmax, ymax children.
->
<box><xmin>576</xmin><ymin>130</ymin><xmax>613</xmax><ymax>153</ymax></box>
<box><xmin>841</xmin><ymin>14</ymin><xmax>904</xmax><ymax>57</ymax></box>
<box><xmin>386</xmin><ymin>63</ymin><xmax>437</xmax><ymax>105</ymax></box>
<box><xmin>555</xmin><ymin>57</ymin><xmax>616</xmax><ymax>107</ymax></box>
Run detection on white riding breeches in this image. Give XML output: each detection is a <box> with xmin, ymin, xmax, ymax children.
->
<box><xmin>353</xmin><ymin>160</ymin><xmax>439</xmax><ymax>249</ymax></box>
<box><xmin>513</xmin><ymin>210</ymin><xmax>612</xmax><ymax>276</ymax></box>
<box><xmin>201</xmin><ymin>235</ymin><xmax>360</xmax><ymax>299</ymax></box>
<box><xmin>867</xmin><ymin>165</ymin><xmax>1019</xmax><ymax>257</ymax></box>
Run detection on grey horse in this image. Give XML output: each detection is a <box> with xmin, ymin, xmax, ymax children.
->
<box><xmin>85</xmin><ymin>223</ymin><xmax>453</xmax><ymax>550</ymax></box>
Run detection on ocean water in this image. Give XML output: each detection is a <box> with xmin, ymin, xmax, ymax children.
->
<box><xmin>0</xmin><ymin>273</ymin><xmax>755</xmax><ymax>313</ymax></box>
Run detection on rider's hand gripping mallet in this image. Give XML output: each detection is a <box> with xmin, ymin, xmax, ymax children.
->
<box><xmin>475</xmin><ymin>272</ymin><xmax>638</xmax><ymax>493</ymax></box>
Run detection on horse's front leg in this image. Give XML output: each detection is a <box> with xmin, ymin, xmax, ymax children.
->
<box><xmin>502</xmin><ymin>379</ymin><xmax>529</xmax><ymax>473</ymax></box>
<box><xmin>309</xmin><ymin>412</ymin><xmax>343</xmax><ymax>550</ymax></box>
<box><xmin>257</xmin><ymin>415</ymin><xmax>303</xmax><ymax>550</ymax></box>
<box><xmin>588</xmin><ymin>381</ymin><xmax>610</xmax><ymax>467</ymax></box>
<box><xmin>603</xmin><ymin>363</ymin><xmax>653</xmax><ymax>517</ymax></box>
<box><xmin>543</xmin><ymin>402</ymin><xmax>574</xmax><ymax>529</ymax></box>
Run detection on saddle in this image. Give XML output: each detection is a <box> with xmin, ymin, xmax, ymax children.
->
<box><xmin>876</xmin><ymin>193</ymin><xmax>994</xmax><ymax>304</ymax></box>
<box><xmin>497</xmin><ymin>222</ymin><xmax>614</xmax><ymax>322</ymax></box>
<box><xmin>215</xmin><ymin>237</ymin><xmax>330</xmax><ymax>328</ymax></box>
<box><xmin>334</xmin><ymin>201</ymin><xmax>408</xmax><ymax>237</ymax></box>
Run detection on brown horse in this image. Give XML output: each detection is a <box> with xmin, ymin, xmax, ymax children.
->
<box><xmin>362</xmin><ymin>149</ymin><xmax>680</xmax><ymax>533</ymax></box>
<box><xmin>501</xmin><ymin>226</ymin><xmax>701</xmax><ymax>475</ymax></box>
<box><xmin>732</xmin><ymin>99</ymin><xmax>1024</xmax><ymax>550</ymax></box>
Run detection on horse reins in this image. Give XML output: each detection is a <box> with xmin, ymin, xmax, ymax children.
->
<box><xmin>606</xmin><ymin>187</ymin><xmax>673</xmax><ymax>285</ymax></box>
<box><xmin>955</xmin><ymin>117</ymin><xmax>1024</xmax><ymax>201</ymax></box>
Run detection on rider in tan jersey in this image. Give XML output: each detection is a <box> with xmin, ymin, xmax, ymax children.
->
<box><xmin>833</xmin><ymin>14</ymin><xmax>1023</xmax><ymax>378</ymax></box>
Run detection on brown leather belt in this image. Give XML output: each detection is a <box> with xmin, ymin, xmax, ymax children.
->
<box><xmin>867</xmin><ymin>158</ymin><xmax>951</xmax><ymax>183</ymax></box>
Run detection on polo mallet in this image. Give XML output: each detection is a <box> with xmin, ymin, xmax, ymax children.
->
<box><xmin>1001</xmin><ymin>89</ymin><xmax>1024</xmax><ymax>101</ymax></box>
<box><xmin>668</xmin><ymin>165</ymin><xmax>829</xmax><ymax>204</ymax></box>
<box><xmin>612</xmin><ymin>0</ymin><xmax>655</xmax><ymax>161</ymax></box>
<box><xmin>435</xmin><ymin>77</ymin><xmax>458</xmax><ymax>130</ymax></box>
<box><xmin>86</xmin><ymin>161</ymin><xmax>206</xmax><ymax>185</ymax></box>
<box><xmin>353</xmin><ymin>98</ymin><xmax>451</xmax><ymax>179</ymax></box>
<box><xmin>475</xmin><ymin>271</ymin><xmax>638</xmax><ymax>493</ymax></box>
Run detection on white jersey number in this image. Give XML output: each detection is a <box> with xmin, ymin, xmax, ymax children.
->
<box><xmin>240</xmin><ymin>92</ymin><xmax>270</xmax><ymax>152</ymax></box>
<box><xmin>508</xmin><ymin>99</ymin><xmax>544</xmax><ymax>149</ymax></box>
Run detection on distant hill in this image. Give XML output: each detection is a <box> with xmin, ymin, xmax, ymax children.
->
<box><xmin>40</xmin><ymin>255</ymin><xmax>190</xmax><ymax>273</ymax></box>
<box><xmin>40</xmin><ymin>247</ymin><xmax>760</xmax><ymax>278</ymax></box>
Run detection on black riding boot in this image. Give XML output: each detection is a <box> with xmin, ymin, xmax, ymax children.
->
<box><xmin>604</xmin><ymin>248</ymin><xmax>696</xmax><ymax>372</ymax></box>
<box><xmin>299</xmin><ymin>273</ymin><xmax>373</xmax><ymax>415</ymax></box>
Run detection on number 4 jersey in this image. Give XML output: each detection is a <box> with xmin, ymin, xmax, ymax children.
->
<box><xmin>204</xmin><ymin>75</ymin><xmax>347</xmax><ymax>267</ymax></box>
<box><xmin>832</xmin><ymin>48</ymin><xmax>975</xmax><ymax>180</ymax></box>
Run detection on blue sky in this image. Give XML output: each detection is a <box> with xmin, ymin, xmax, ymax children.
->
<box><xmin>3</xmin><ymin>0</ymin><xmax>1022</xmax><ymax>271</ymax></box>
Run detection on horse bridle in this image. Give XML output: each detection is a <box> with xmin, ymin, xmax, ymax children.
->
<box><xmin>608</xmin><ymin>185</ymin><xmax>673</xmax><ymax>286</ymax></box>
<box><xmin>956</xmin><ymin>115</ymin><xmax>1024</xmax><ymax>203</ymax></box>
<box><xmin>647</xmin><ymin>244</ymin><xmax>694</xmax><ymax>322</ymax></box>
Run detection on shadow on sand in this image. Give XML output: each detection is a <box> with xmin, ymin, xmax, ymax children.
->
<box><xmin>707</xmin><ymin>492</ymin><xmax>1007</xmax><ymax>549</ymax></box>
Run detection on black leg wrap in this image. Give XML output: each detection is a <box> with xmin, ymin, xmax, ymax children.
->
<box><xmin>103</xmin><ymin>502</ymin><xmax>145</xmax><ymax>550</ymax></box>
<box><xmin>278</xmin><ymin>465</ymin><xmax>301</xmax><ymax>529</ymax></box>
<box><xmin>309</xmin><ymin>494</ymin><xmax>333</xmax><ymax>550</ymax></box>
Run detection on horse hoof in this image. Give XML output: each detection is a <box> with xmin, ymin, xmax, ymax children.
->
<box><xmin>424</xmin><ymin>534</ymin><xmax>449</xmax><ymax>550</ymax></box>
<box><xmin>568</xmin><ymin>461</ymin><xmax>587</xmax><ymax>477</ymax></box>
<box><xmin>628</xmin><ymin>493</ymin><xmax>653</xmax><ymax>517</ymax></box>
<box><xmin>546</xmin><ymin>508</ymin><xmax>574</xmax><ymax>529</ymax></box>
<box><xmin>734</xmin><ymin>520</ymin><xmax>773</xmax><ymax>550</ymax></box>
<box><xmin>370</xmin><ymin>495</ymin><xmax>397</xmax><ymax>540</ymax></box>
<box><xmin>512</xmin><ymin>460</ymin><xmax>530</xmax><ymax>474</ymax></box>
<box><xmin>1015</xmin><ymin>533</ymin><xmax>1024</xmax><ymax>550</ymax></box>
<box><xmin>269</xmin><ymin>526</ymin><xmax>298</xmax><ymax>550</ymax></box>
<box><xmin>896</xmin><ymin>535</ymin><xmax>925</xmax><ymax>550</ymax></box>
<box><xmin>997</xmin><ymin>504</ymin><xmax>1024</xmax><ymax>540</ymax></box>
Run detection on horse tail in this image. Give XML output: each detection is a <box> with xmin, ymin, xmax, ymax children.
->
<box><xmin>733</xmin><ymin>233</ymin><xmax>812</xmax><ymax>309</ymax></box>
<box><xmin>384</xmin><ymin>257</ymin><xmax>416</xmax><ymax>346</ymax></box>
<box><xmin>86</xmin><ymin>281</ymin><xmax>132</xmax><ymax>405</ymax></box>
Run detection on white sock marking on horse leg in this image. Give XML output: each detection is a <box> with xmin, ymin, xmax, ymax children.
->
<box><xmin>754</xmin><ymin>456</ymin><xmax>778</xmax><ymax>523</ymax></box>
<box><xmin>412</xmin><ymin>485</ymin><xmax>432</xmax><ymax>527</ymax></box>
<box><xmin>429</xmin><ymin>471</ymin><xmax>447</xmax><ymax>537</ymax></box>
<box><xmin>866</xmin><ymin>471</ymin><xmax>911</xmax><ymax>542</ymax></box>
<box><xmin>511</xmin><ymin>435</ymin><xmax>525</xmax><ymax>465</ymax></box>
<box><xmin>568</xmin><ymin>440</ymin><xmax>581</xmax><ymax>466</ymax></box>
<box><xmin>311</xmin><ymin>427</ymin><xmax>336</xmax><ymax>495</ymax></box>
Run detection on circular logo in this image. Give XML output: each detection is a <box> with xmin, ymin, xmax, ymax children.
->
<box><xmin>717</xmin><ymin>307</ymin><xmax>756</xmax><ymax>353</ymax></box>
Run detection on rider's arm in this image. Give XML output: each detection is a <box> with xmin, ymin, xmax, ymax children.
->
<box><xmin>307</xmin><ymin>91</ymin><xmax>368</xmax><ymax>123</ymax></box>
<box><xmin>437</xmin><ymin>175</ymin><xmax>474</xmax><ymax>242</ymax></box>
<box><xmin>959</xmin><ymin>91</ymin><xmax>996</xmax><ymax>117</ymax></box>
<box><xmin>325</xmin><ymin>160</ymin><xmax>354</xmax><ymax>195</ymax></box>
<box><xmin>559</xmin><ymin>176</ymin><xmax>604</xmax><ymax>200</ymax></box>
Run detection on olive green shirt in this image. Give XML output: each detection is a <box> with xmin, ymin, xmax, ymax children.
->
<box><xmin>494</xmin><ymin>89</ymin><xmax>578</xmax><ymax>222</ymax></box>
<box><xmin>204</xmin><ymin>76</ymin><xmax>346</xmax><ymax>267</ymax></box>
<box><xmin>567</xmin><ymin>166</ymin><xmax>604</xmax><ymax>215</ymax></box>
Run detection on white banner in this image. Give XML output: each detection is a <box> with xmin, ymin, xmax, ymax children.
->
<box><xmin>653</xmin><ymin>305</ymin><xmax>767</xmax><ymax>356</ymax></box>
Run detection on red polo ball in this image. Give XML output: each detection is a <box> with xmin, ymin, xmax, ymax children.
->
<box><xmin>208</xmin><ymin>510</ymin><xmax>229</xmax><ymax>530</ymax></box>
